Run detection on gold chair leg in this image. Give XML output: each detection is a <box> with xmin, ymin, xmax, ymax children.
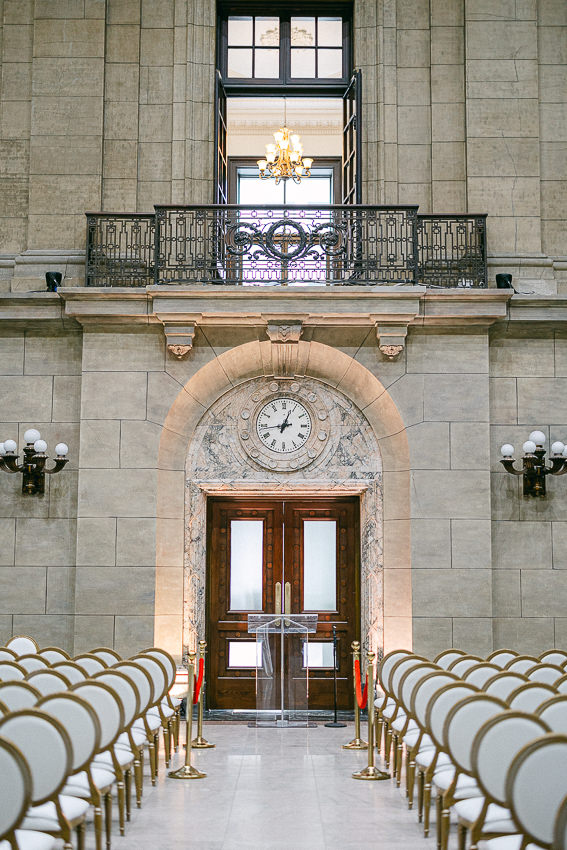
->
<box><xmin>407</xmin><ymin>753</ymin><xmax>416</xmax><ymax>810</ymax></box>
<box><xmin>436</xmin><ymin>794</ymin><xmax>443</xmax><ymax>850</ymax></box>
<box><xmin>94</xmin><ymin>803</ymin><xmax>103</xmax><ymax>850</ymax></box>
<box><xmin>396</xmin><ymin>738</ymin><xmax>403</xmax><ymax>787</ymax></box>
<box><xmin>104</xmin><ymin>791</ymin><xmax>112</xmax><ymax>850</ymax></box>
<box><xmin>117</xmin><ymin>777</ymin><xmax>126</xmax><ymax>836</ymax></box>
<box><xmin>148</xmin><ymin>738</ymin><xmax>156</xmax><ymax>786</ymax></box>
<box><xmin>458</xmin><ymin>824</ymin><xmax>467</xmax><ymax>850</ymax></box>
<box><xmin>154</xmin><ymin>733</ymin><xmax>160</xmax><ymax>778</ymax></box>
<box><xmin>417</xmin><ymin>770</ymin><xmax>424</xmax><ymax>822</ymax></box>
<box><xmin>163</xmin><ymin>724</ymin><xmax>171</xmax><ymax>767</ymax></box>
<box><xmin>384</xmin><ymin>724</ymin><xmax>392</xmax><ymax>768</ymax></box>
<box><xmin>134</xmin><ymin>753</ymin><xmax>143</xmax><ymax>807</ymax></box>
<box><xmin>77</xmin><ymin>821</ymin><xmax>86</xmax><ymax>850</ymax></box>
<box><xmin>125</xmin><ymin>769</ymin><xmax>132</xmax><ymax>822</ymax></box>
<box><xmin>175</xmin><ymin>708</ymin><xmax>180</xmax><ymax>751</ymax></box>
<box><xmin>441</xmin><ymin>802</ymin><xmax>451</xmax><ymax>850</ymax></box>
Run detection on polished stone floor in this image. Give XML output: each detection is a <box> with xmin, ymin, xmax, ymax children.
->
<box><xmin>82</xmin><ymin>722</ymin><xmax>462</xmax><ymax>850</ymax></box>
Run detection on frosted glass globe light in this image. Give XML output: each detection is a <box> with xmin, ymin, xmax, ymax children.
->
<box><xmin>500</xmin><ymin>444</ymin><xmax>515</xmax><ymax>458</ymax></box>
<box><xmin>24</xmin><ymin>428</ymin><xmax>41</xmax><ymax>444</ymax></box>
<box><xmin>551</xmin><ymin>441</ymin><xmax>565</xmax><ymax>455</ymax></box>
<box><xmin>55</xmin><ymin>443</ymin><xmax>68</xmax><ymax>457</ymax></box>
<box><xmin>528</xmin><ymin>430</ymin><xmax>546</xmax><ymax>446</ymax></box>
<box><xmin>0</xmin><ymin>443</ymin><xmax>5</xmax><ymax>456</ymax></box>
<box><xmin>523</xmin><ymin>440</ymin><xmax>537</xmax><ymax>454</ymax></box>
<box><xmin>563</xmin><ymin>445</ymin><xmax>567</xmax><ymax>458</ymax></box>
<box><xmin>33</xmin><ymin>439</ymin><xmax>47</xmax><ymax>453</ymax></box>
<box><xmin>3</xmin><ymin>439</ymin><xmax>17</xmax><ymax>453</ymax></box>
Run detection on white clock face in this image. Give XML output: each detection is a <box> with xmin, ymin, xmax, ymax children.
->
<box><xmin>256</xmin><ymin>397</ymin><xmax>312</xmax><ymax>454</ymax></box>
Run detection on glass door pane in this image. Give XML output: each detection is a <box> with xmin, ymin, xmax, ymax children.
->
<box><xmin>303</xmin><ymin>520</ymin><xmax>337</xmax><ymax>611</ymax></box>
<box><xmin>230</xmin><ymin>519</ymin><xmax>263</xmax><ymax>610</ymax></box>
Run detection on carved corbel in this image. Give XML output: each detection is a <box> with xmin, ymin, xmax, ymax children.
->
<box><xmin>375</xmin><ymin>323</ymin><xmax>408</xmax><ymax>359</ymax></box>
<box><xmin>265</xmin><ymin>320</ymin><xmax>303</xmax><ymax>377</ymax></box>
<box><xmin>163</xmin><ymin>323</ymin><xmax>196</xmax><ymax>359</ymax></box>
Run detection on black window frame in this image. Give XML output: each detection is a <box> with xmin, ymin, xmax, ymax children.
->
<box><xmin>218</xmin><ymin>1</ymin><xmax>353</xmax><ymax>96</ymax></box>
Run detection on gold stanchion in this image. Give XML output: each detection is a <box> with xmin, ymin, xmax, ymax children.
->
<box><xmin>352</xmin><ymin>651</ymin><xmax>390</xmax><ymax>781</ymax></box>
<box><xmin>343</xmin><ymin>641</ymin><xmax>368</xmax><ymax>750</ymax></box>
<box><xmin>168</xmin><ymin>651</ymin><xmax>206</xmax><ymax>780</ymax></box>
<box><xmin>192</xmin><ymin>639</ymin><xmax>215</xmax><ymax>749</ymax></box>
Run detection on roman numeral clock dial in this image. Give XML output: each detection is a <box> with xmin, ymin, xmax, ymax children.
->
<box><xmin>256</xmin><ymin>398</ymin><xmax>312</xmax><ymax>453</ymax></box>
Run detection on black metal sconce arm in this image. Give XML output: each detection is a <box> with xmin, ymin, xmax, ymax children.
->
<box><xmin>500</xmin><ymin>450</ymin><xmax>567</xmax><ymax>497</ymax></box>
<box><xmin>0</xmin><ymin>446</ymin><xmax>69</xmax><ymax>495</ymax></box>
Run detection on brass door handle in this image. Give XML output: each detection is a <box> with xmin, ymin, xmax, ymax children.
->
<box><xmin>275</xmin><ymin>582</ymin><xmax>282</xmax><ymax>615</ymax></box>
<box><xmin>284</xmin><ymin>581</ymin><xmax>291</xmax><ymax>616</ymax></box>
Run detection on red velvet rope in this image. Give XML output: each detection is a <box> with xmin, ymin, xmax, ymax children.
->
<box><xmin>193</xmin><ymin>657</ymin><xmax>204</xmax><ymax>704</ymax></box>
<box><xmin>354</xmin><ymin>658</ymin><xmax>368</xmax><ymax>710</ymax></box>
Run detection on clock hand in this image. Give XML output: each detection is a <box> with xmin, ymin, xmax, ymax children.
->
<box><xmin>279</xmin><ymin>411</ymin><xmax>292</xmax><ymax>433</ymax></box>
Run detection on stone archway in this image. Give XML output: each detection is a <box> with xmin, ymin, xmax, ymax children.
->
<box><xmin>155</xmin><ymin>339</ymin><xmax>411</xmax><ymax>660</ymax></box>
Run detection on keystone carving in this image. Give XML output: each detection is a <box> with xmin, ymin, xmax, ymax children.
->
<box><xmin>162</xmin><ymin>323</ymin><xmax>196</xmax><ymax>359</ymax></box>
<box><xmin>375</xmin><ymin>323</ymin><xmax>408</xmax><ymax>360</ymax></box>
<box><xmin>265</xmin><ymin>320</ymin><xmax>304</xmax><ymax>377</ymax></box>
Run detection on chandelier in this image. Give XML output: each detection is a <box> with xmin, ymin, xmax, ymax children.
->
<box><xmin>257</xmin><ymin>126</ymin><xmax>313</xmax><ymax>184</ymax></box>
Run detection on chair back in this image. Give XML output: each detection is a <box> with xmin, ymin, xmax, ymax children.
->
<box><xmin>426</xmin><ymin>682</ymin><xmax>478</xmax><ymax>750</ymax></box>
<box><xmin>90</xmin><ymin>647</ymin><xmax>122</xmax><ymax>667</ymax></box>
<box><xmin>38</xmin><ymin>647</ymin><xmax>70</xmax><ymax>664</ymax></box>
<box><xmin>131</xmin><ymin>654</ymin><xmax>169</xmax><ymax>705</ymax></box>
<box><xmin>508</xmin><ymin>682</ymin><xmax>557</xmax><ymax>713</ymax></box>
<box><xmin>0</xmin><ymin>709</ymin><xmax>72</xmax><ymax>804</ymax></box>
<box><xmin>555</xmin><ymin>674</ymin><xmax>567</xmax><ymax>695</ymax></box>
<box><xmin>444</xmin><ymin>694</ymin><xmax>506</xmax><ymax>774</ymax></box>
<box><xmin>71</xmin><ymin>680</ymin><xmax>124</xmax><ymax>750</ymax></box>
<box><xmin>74</xmin><ymin>654</ymin><xmax>107</xmax><ymax>675</ymax></box>
<box><xmin>411</xmin><ymin>672</ymin><xmax>458</xmax><ymax>729</ymax></box>
<box><xmin>38</xmin><ymin>692</ymin><xmax>101</xmax><ymax>773</ymax></box>
<box><xmin>505</xmin><ymin>655</ymin><xmax>539</xmax><ymax>674</ymax></box>
<box><xmin>462</xmin><ymin>662</ymin><xmax>501</xmax><ymax>689</ymax></box>
<box><xmin>112</xmin><ymin>662</ymin><xmax>154</xmax><ymax>714</ymax></box>
<box><xmin>553</xmin><ymin>794</ymin><xmax>567</xmax><ymax>850</ymax></box>
<box><xmin>5</xmin><ymin>635</ymin><xmax>38</xmax><ymax>656</ymax></box>
<box><xmin>26</xmin><ymin>669</ymin><xmax>71</xmax><ymax>696</ymax></box>
<box><xmin>93</xmin><ymin>670</ymin><xmax>140</xmax><ymax>726</ymax></box>
<box><xmin>536</xmin><ymin>695</ymin><xmax>567</xmax><ymax>735</ymax></box>
<box><xmin>434</xmin><ymin>649</ymin><xmax>466</xmax><ymax>670</ymax></box>
<box><xmin>389</xmin><ymin>654</ymin><xmax>427</xmax><ymax>703</ymax></box>
<box><xmin>52</xmin><ymin>662</ymin><xmax>87</xmax><ymax>684</ymax></box>
<box><xmin>540</xmin><ymin>650</ymin><xmax>567</xmax><ymax>666</ymax></box>
<box><xmin>0</xmin><ymin>661</ymin><xmax>25</xmax><ymax>681</ymax></box>
<box><xmin>142</xmin><ymin>647</ymin><xmax>176</xmax><ymax>689</ymax></box>
<box><xmin>471</xmin><ymin>710</ymin><xmax>549</xmax><ymax>805</ymax></box>
<box><xmin>377</xmin><ymin>649</ymin><xmax>412</xmax><ymax>694</ymax></box>
<box><xmin>0</xmin><ymin>737</ymin><xmax>31</xmax><ymax>840</ymax></box>
<box><xmin>526</xmin><ymin>663</ymin><xmax>565</xmax><ymax>686</ymax></box>
<box><xmin>487</xmin><ymin>648</ymin><xmax>518</xmax><ymax>668</ymax></box>
<box><xmin>448</xmin><ymin>655</ymin><xmax>484</xmax><ymax>677</ymax></box>
<box><xmin>0</xmin><ymin>681</ymin><xmax>40</xmax><ymax>711</ymax></box>
<box><xmin>484</xmin><ymin>671</ymin><xmax>528</xmax><ymax>700</ymax></box>
<box><xmin>0</xmin><ymin>648</ymin><xmax>17</xmax><ymax>662</ymax></box>
<box><xmin>399</xmin><ymin>662</ymin><xmax>439</xmax><ymax>714</ymax></box>
<box><xmin>16</xmin><ymin>655</ymin><xmax>50</xmax><ymax>674</ymax></box>
<box><xmin>506</xmin><ymin>733</ymin><xmax>567</xmax><ymax>848</ymax></box>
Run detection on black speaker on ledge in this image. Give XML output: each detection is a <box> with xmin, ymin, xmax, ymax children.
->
<box><xmin>496</xmin><ymin>273</ymin><xmax>513</xmax><ymax>289</ymax></box>
<box><xmin>45</xmin><ymin>271</ymin><xmax>62</xmax><ymax>292</ymax></box>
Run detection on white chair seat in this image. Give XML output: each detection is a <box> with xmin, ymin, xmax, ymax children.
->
<box><xmin>22</xmin><ymin>795</ymin><xmax>90</xmax><ymax>830</ymax></box>
<box><xmin>454</xmin><ymin>798</ymin><xmax>516</xmax><ymax>832</ymax></box>
<box><xmin>95</xmin><ymin>748</ymin><xmax>134</xmax><ymax>769</ymax></box>
<box><xmin>0</xmin><ymin>831</ymin><xmax>57</xmax><ymax>850</ymax></box>
<box><xmin>62</xmin><ymin>766</ymin><xmax>115</xmax><ymax>797</ymax></box>
<box><xmin>117</xmin><ymin>728</ymin><xmax>147</xmax><ymax>748</ymax></box>
<box><xmin>405</xmin><ymin>728</ymin><xmax>427</xmax><ymax>749</ymax></box>
<box><xmin>391</xmin><ymin>713</ymin><xmax>408</xmax><ymax>732</ymax></box>
<box><xmin>416</xmin><ymin>749</ymin><xmax>451</xmax><ymax>769</ymax></box>
<box><xmin>478</xmin><ymin>837</ymin><xmax>538</xmax><ymax>850</ymax></box>
<box><xmin>433</xmin><ymin>770</ymin><xmax>479</xmax><ymax>797</ymax></box>
<box><xmin>382</xmin><ymin>701</ymin><xmax>398</xmax><ymax>719</ymax></box>
<box><xmin>169</xmin><ymin>696</ymin><xmax>182</xmax><ymax>707</ymax></box>
<box><xmin>137</xmin><ymin>713</ymin><xmax>161</xmax><ymax>732</ymax></box>
<box><xmin>160</xmin><ymin>704</ymin><xmax>175</xmax><ymax>718</ymax></box>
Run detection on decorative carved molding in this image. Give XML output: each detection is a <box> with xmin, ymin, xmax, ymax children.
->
<box><xmin>375</xmin><ymin>323</ymin><xmax>408</xmax><ymax>359</ymax></box>
<box><xmin>168</xmin><ymin>344</ymin><xmax>192</xmax><ymax>359</ymax></box>
<box><xmin>379</xmin><ymin>344</ymin><xmax>404</xmax><ymax>359</ymax></box>
<box><xmin>162</xmin><ymin>323</ymin><xmax>196</xmax><ymax>359</ymax></box>
<box><xmin>265</xmin><ymin>320</ymin><xmax>303</xmax><ymax>377</ymax></box>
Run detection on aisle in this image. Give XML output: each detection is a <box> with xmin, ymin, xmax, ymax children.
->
<box><xmin>86</xmin><ymin>722</ymin><xmax>462</xmax><ymax>850</ymax></box>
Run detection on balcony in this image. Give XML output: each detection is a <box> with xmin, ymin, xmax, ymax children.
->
<box><xmin>85</xmin><ymin>205</ymin><xmax>487</xmax><ymax>289</ymax></box>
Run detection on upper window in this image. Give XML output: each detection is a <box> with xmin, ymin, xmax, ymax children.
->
<box><xmin>219</xmin><ymin>5</ymin><xmax>351</xmax><ymax>90</ymax></box>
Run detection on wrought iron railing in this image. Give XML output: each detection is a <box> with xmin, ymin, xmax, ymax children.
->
<box><xmin>85</xmin><ymin>206</ymin><xmax>487</xmax><ymax>288</ymax></box>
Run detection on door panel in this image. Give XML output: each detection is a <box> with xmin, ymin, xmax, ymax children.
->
<box><xmin>342</xmin><ymin>69</ymin><xmax>362</xmax><ymax>204</ymax></box>
<box><xmin>207</xmin><ymin>497</ymin><xmax>359</xmax><ymax>710</ymax></box>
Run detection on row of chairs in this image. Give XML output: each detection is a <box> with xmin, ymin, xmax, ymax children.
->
<box><xmin>0</xmin><ymin>635</ymin><xmax>182</xmax><ymax>850</ymax></box>
<box><xmin>376</xmin><ymin>647</ymin><xmax>567</xmax><ymax>850</ymax></box>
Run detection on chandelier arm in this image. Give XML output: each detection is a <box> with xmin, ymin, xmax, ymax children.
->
<box><xmin>44</xmin><ymin>458</ymin><xmax>70</xmax><ymax>476</ymax></box>
<box><xmin>0</xmin><ymin>455</ymin><xmax>23</xmax><ymax>474</ymax></box>
<box><xmin>547</xmin><ymin>457</ymin><xmax>567</xmax><ymax>475</ymax></box>
<box><xmin>499</xmin><ymin>459</ymin><xmax>524</xmax><ymax>476</ymax></box>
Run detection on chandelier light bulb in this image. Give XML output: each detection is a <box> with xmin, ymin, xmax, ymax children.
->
<box><xmin>33</xmin><ymin>439</ymin><xmax>47</xmax><ymax>453</ymax></box>
<box><xmin>3</xmin><ymin>439</ymin><xmax>17</xmax><ymax>453</ymax></box>
<box><xmin>257</xmin><ymin>159</ymin><xmax>267</xmax><ymax>172</ymax></box>
<box><xmin>500</xmin><ymin>444</ymin><xmax>515</xmax><ymax>458</ymax></box>
<box><xmin>523</xmin><ymin>440</ymin><xmax>537</xmax><ymax>454</ymax></box>
<box><xmin>55</xmin><ymin>443</ymin><xmax>69</xmax><ymax>457</ymax></box>
<box><xmin>528</xmin><ymin>430</ymin><xmax>546</xmax><ymax>446</ymax></box>
<box><xmin>551</xmin><ymin>441</ymin><xmax>565</xmax><ymax>455</ymax></box>
<box><xmin>259</xmin><ymin>126</ymin><xmax>312</xmax><ymax>184</ymax></box>
<box><xmin>303</xmin><ymin>158</ymin><xmax>313</xmax><ymax>170</ymax></box>
<box><xmin>24</xmin><ymin>428</ymin><xmax>41</xmax><ymax>444</ymax></box>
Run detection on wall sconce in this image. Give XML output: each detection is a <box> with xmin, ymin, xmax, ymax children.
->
<box><xmin>500</xmin><ymin>430</ymin><xmax>567</xmax><ymax>497</ymax></box>
<box><xmin>0</xmin><ymin>429</ymin><xmax>69</xmax><ymax>495</ymax></box>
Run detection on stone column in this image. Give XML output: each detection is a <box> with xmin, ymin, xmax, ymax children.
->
<box><xmin>184</xmin><ymin>0</ymin><xmax>215</xmax><ymax>204</ymax></box>
<box><xmin>355</xmin><ymin>0</ymin><xmax>383</xmax><ymax>204</ymax></box>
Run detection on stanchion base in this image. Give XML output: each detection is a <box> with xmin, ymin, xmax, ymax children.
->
<box><xmin>168</xmin><ymin>765</ymin><xmax>206</xmax><ymax>780</ymax></box>
<box><xmin>192</xmin><ymin>736</ymin><xmax>215</xmax><ymax>749</ymax></box>
<box><xmin>325</xmin><ymin>721</ymin><xmax>348</xmax><ymax>728</ymax></box>
<box><xmin>343</xmin><ymin>738</ymin><xmax>368</xmax><ymax>750</ymax></box>
<box><xmin>352</xmin><ymin>766</ymin><xmax>390</xmax><ymax>781</ymax></box>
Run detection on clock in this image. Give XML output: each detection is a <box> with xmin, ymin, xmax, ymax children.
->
<box><xmin>238</xmin><ymin>381</ymin><xmax>330</xmax><ymax>471</ymax></box>
<box><xmin>256</xmin><ymin>397</ymin><xmax>312</xmax><ymax>454</ymax></box>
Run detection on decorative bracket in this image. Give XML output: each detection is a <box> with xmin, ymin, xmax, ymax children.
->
<box><xmin>375</xmin><ymin>323</ymin><xmax>408</xmax><ymax>359</ymax></box>
<box><xmin>163</xmin><ymin>323</ymin><xmax>196</xmax><ymax>359</ymax></box>
<box><xmin>265</xmin><ymin>320</ymin><xmax>303</xmax><ymax>377</ymax></box>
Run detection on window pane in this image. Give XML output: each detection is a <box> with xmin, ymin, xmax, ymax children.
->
<box><xmin>318</xmin><ymin>17</ymin><xmax>343</xmax><ymax>46</ymax></box>
<box><xmin>291</xmin><ymin>48</ymin><xmax>315</xmax><ymax>78</ymax></box>
<box><xmin>228</xmin><ymin>16</ymin><xmax>253</xmax><ymax>45</ymax></box>
<box><xmin>230</xmin><ymin>520</ymin><xmax>263</xmax><ymax>610</ymax></box>
<box><xmin>228</xmin><ymin>641</ymin><xmax>263</xmax><ymax>668</ymax></box>
<box><xmin>291</xmin><ymin>17</ymin><xmax>315</xmax><ymax>46</ymax></box>
<box><xmin>318</xmin><ymin>49</ymin><xmax>343</xmax><ymax>78</ymax></box>
<box><xmin>255</xmin><ymin>17</ymin><xmax>279</xmax><ymax>46</ymax></box>
<box><xmin>255</xmin><ymin>49</ymin><xmax>279</xmax><ymax>78</ymax></box>
<box><xmin>238</xmin><ymin>171</ymin><xmax>285</xmax><ymax>205</ymax></box>
<box><xmin>303</xmin><ymin>520</ymin><xmax>336</xmax><ymax>611</ymax></box>
<box><xmin>227</xmin><ymin>48</ymin><xmax>253</xmax><ymax>78</ymax></box>
<box><xmin>303</xmin><ymin>641</ymin><xmax>336</xmax><ymax>668</ymax></box>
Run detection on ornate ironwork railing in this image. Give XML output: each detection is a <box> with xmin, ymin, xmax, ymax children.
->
<box><xmin>85</xmin><ymin>206</ymin><xmax>487</xmax><ymax>288</ymax></box>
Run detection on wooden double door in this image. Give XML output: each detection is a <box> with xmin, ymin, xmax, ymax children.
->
<box><xmin>207</xmin><ymin>497</ymin><xmax>359</xmax><ymax>710</ymax></box>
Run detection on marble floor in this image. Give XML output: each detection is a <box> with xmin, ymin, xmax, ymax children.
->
<box><xmin>79</xmin><ymin>722</ymin><xmax>464</xmax><ymax>850</ymax></box>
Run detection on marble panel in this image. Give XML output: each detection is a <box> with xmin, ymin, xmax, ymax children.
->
<box><xmin>0</xmin><ymin>376</ymin><xmax>53</xmax><ymax>421</ymax></box>
<box><xmin>13</xmin><ymin>614</ymin><xmax>74</xmax><ymax>652</ymax></box>
<box><xmin>15</xmin><ymin>519</ymin><xmax>76</xmax><ymax>567</ymax></box>
<box><xmin>75</xmin><ymin>566</ymin><xmax>155</xmax><ymax>614</ymax></box>
<box><xmin>80</xmin><ymin>372</ymin><xmax>147</xmax><ymax>421</ymax></box>
<box><xmin>116</xmin><ymin>517</ymin><xmax>156</xmax><ymax>566</ymax></box>
<box><xmin>52</xmin><ymin>377</ymin><xmax>82</xmax><ymax>423</ymax></box>
<box><xmin>0</xmin><ymin>567</ymin><xmax>46</xmax><ymax>613</ymax></box>
<box><xmin>411</xmin><ymin>470</ymin><xmax>490</xmax><ymax>518</ymax></box>
<box><xmin>114</xmin><ymin>616</ymin><xmax>155</xmax><ymax>657</ymax></box>
<box><xmin>82</xmin><ymin>330</ymin><xmax>164</xmax><ymax>373</ymax></box>
<box><xmin>79</xmin><ymin>420</ymin><xmax>120</xmax><ymax>469</ymax></box>
<box><xmin>46</xmin><ymin>567</ymin><xmax>75</xmax><ymax>614</ymax></box>
<box><xmin>492</xmin><ymin>520</ymin><xmax>552</xmax><ymax>569</ymax></box>
<box><xmin>492</xmin><ymin>569</ymin><xmax>521</xmax><ymax>617</ymax></box>
<box><xmin>76</xmin><ymin>517</ymin><xmax>116</xmax><ymax>566</ymax></box>
<box><xmin>0</xmin><ymin>519</ymin><xmax>16</xmax><ymax>566</ymax></box>
<box><xmin>452</xmin><ymin>618</ymin><xmax>493</xmax><ymax>656</ymax></box>
<box><xmin>411</xmin><ymin>518</ymin><xmax>451</xmax><ymax>569</ymax></box>
<box><xmin>73</xmin><ymin>614</ymin><xmax>115</xmax><ymax>654</ymax></box>
<box><xmin>78</xmin><ymin>469</ymin><xmax>157</xmax><ymax>517</ymax></box>
<box><xmin>0</xmin><ymin>333</ymin><xmax>24</xmax><ymax>374</ymax></box>
<box><xmin>521</xmin><ymin>571</ymin><xmax>567</xmax><ymax>617</ymax></box>
<box><xmin>412</xmin><ymin>569</ymin><xmax>492</xmax><ymax>617</ymax></box>
<box><xmin>451</xmin><ymin>519</ymin><xmax>492</xmax><ymax>569</ymax></box>
<box><xmin>412</xmin><ymin>617</ymin><xmax>453</xmax><ymax>659</ymax></box>
<box><xmin>551</xmin><ymin>522</ymin><xmax>567</xmax><ymax>569</ymax></box>
<box><xmin>492</xmin><ymin>617</ymin><xmax>555</xmax><ymax>654</ymax></box>
<box><xmin>424</xmin><ymin>374</ymin><xmax>489</xmax><ymax>422</ymax></box>
<box><xmin>450</xmin><ymin>423</ymin><xmax>490</xmax><ymax>469</ymax></box>
<box><xmin>490</xmin><ymin>377</ymin><xmax>518</xmax><ymax>425</ymax></box>
<box><xmin>408</xmin><ymin>331</ymin><xmax>489</xmax><ymax>374</ymax></box>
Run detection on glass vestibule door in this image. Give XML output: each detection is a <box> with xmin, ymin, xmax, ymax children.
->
<box><xmin>207</xmin><ymin>497</ymin><xmax>359</xmax><ymax>710</ymax></box>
